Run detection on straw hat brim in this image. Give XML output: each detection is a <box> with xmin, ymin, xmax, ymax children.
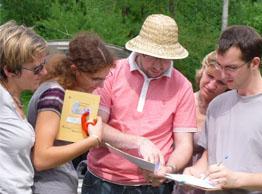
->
<box><xmin>125</xmin><ymin>35</ymin><xmax>189</xmax><ymax>60</ymax></box>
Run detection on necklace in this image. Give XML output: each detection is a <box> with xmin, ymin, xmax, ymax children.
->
<box><xmin>0</xmin><ymin>80</ymin><xmax>24</xmax><ymax>109</ymax></box>
<box><xmin>12</xmin><ymin>96</ymin><xmax>24</xmax><ymax>109</ymax></box>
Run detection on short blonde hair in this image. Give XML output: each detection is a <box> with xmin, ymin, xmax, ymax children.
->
<box><xmin>195</xmin><ymin>51</ymin><xmax>217</xmax><ymax>87</ymax></box>
<box><xmin>0</xmin><ymin>20</ymin><xmax>47</xmax><ymax>80</ymax></box>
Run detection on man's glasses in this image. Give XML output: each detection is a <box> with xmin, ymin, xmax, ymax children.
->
<box><xmin>22</xmin><ymin>60</ymin><xmax>46</xmax><ymax>75</ymax></box>
<box><xmin>142</xmin><ymin>54</ymin><xmax>171</xmax><ymax>63</ymax></box>
<box><xmin>215</xmin><ymin>60</ymin><xmax>251</xmax><ymax>73</ymax></box>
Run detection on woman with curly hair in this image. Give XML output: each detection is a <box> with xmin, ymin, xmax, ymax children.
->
<box><xmin>27</xmin><ymin>32</ymin><xmax>115</xmax><ymax>194</ymax></box>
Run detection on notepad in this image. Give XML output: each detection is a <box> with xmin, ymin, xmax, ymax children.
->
<box><xmin>57</xmin><ymin>90</ymin><xmax>100</xmax><ymax>142</ymax></box>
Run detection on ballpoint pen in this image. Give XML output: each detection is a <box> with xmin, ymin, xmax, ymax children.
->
<box><xmin>202</xmin><ymin>156</ymin><xmax>229</xmax><ymax>180</ymax></box>
<box><xmin>216</xmin><ymin>156</ymin><xmax>229</xmax><ymax>167</ymax></box>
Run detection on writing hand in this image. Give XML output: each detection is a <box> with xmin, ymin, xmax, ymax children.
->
<box><xmin>207</xmin><ymin>164</ymin><xmax>238</xmax><ymax>189</ymax></box>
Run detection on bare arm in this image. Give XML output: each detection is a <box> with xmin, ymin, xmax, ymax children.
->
<box><xmin>142</xmin><ymin>132</ymin><xmax>194</xmax><ymax>186</ymax></box>
<box><xmin>234</xmin><ymin>172</ymin><xmax>262</xmax><ymax>190</ymax></box>
<box><xmin>100</xmin><ymin>109</ymin><xmax>143</xmax><ymax>148</ymax></box>
<box><xmin>102</xmin><ymin>122</ymin><xmax>144</xmax><ymax>149</ymax></box>
<box><xmin>166</xmin><ymin>132</ymin><xmax>193</xmax><ymax>172</ymax></box>
<box><xmin>32</xmin><ymin>111</ymin><xmax>101</xmax><ymax>171</ymax></box>
<box><xmin>208</xmin><ymin>164</ymin><xmax>262</xmax><ymax>190</ymax></box>
<box><xmin>100</xmin><ymin>110</ymin><xmax>164</xmax><ymax>164</ymax></box>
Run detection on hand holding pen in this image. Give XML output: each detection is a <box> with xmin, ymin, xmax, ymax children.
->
<box><xmin>204</xmin><ymin>156</ymin><xmax>239</xmax><ymax>189</ymax></box>
<box><xmin>202</xmin><ymin>156</ymin><xmax>229</xmax><ymax>180</ymax></box>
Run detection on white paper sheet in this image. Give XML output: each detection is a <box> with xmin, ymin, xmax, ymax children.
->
<box><xmin>105</xmin><ymin>143</ymin><xmax>159</xmax><ymax>172</ymax></box>
<box><xmin>165</xmin><ymin>173</ymin><xmax>219</xmax><ymax>191</ymax></box>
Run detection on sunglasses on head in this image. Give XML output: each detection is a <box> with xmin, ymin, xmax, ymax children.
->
<box><xmin>22</xmin><ymin>60</ymin><xmax>46</xmax><ymax>75</ymax></box>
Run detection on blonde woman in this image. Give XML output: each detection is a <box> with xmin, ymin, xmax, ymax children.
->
<box><xmin>174</xmin><ymin>51</ymin><xmax>228</xmax><ymax>194</ymax></box>
<box><xmin>194</xmin><ymin>51</ymin><xmax>228</xmax><ymax>144</ymax></box>
<box><xmin>0</xmin><ymin>21</ymin><xmax>47</xmax><ymax>194</ymax></box>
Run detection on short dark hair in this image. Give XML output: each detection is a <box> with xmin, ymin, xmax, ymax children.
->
<box><xmin>217</xmin><ymin>25</ymin><xmax>262</xmax><ymax>62</ymax></box>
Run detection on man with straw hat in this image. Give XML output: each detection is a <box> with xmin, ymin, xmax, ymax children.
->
<box><xmin>84</xmin><ymin>14</ymin><xmax>197</xmax><ymax>194</ymax></box>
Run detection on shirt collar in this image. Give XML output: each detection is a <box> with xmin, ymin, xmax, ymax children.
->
<box><xmin>128</xmin><ymin>52</ymin><xmax>172</xmax><ymax>79</ymax></box>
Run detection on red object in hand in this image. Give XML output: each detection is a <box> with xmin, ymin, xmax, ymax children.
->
<box><xmin>81</xmin><ymin>112</ymin><xmax>97</xmax><ymax>136</ymax></box>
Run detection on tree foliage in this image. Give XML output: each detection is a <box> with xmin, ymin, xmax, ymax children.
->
<box><xmin>0</xmin><ymin>0</ymin><xmax>51</xmax><ymax>26</ymax></box>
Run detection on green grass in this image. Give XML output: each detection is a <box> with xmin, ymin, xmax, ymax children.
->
<box><xmin>21</xmin><ymin>91</ymin><xmax>33</xmax><ymax>114</ymax></box>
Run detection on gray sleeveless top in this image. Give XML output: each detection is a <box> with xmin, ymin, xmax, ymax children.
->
<box><xmin>28</xmin><ymin>81</ymin><xmax>78</xmax><ymax>194</ymax></box>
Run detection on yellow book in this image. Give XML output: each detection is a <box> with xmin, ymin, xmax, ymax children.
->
<box><xmin>57</xmin><ymin>90</ymin><xmax>100</xmax><ymax>142</ymax></box>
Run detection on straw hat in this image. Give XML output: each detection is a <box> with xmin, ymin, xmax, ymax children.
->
<box><xmin>125</xmin><ymin>14</ymin><xmax>188</xmax><ymax>60</ymax></box>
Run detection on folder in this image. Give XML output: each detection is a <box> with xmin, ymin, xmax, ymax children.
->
<box><xmin>57</xmin><ymin>90</ymin><xmax>100</xmax><ymax>142</ymax></box>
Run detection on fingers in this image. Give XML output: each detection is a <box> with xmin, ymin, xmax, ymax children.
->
<box><xmin>142</xmin><ymin>166</ymin><xmax>166</xmax><ymax>187</ymax></box>
<box><xmin>88</xmin><ymin>117</ymin><xmax>103</xmax><ymax>147</ymax></box>
<box><xmin>88</xmin><ymin>116</ymin><xmax>102</xmax><ymax>135</ymax></box>
<box><xmin>183</xmin><ymin>166</ymin><xmax>204</xmax><ymax>178</ymax></box>
<box><xmin>206</xmin><ymin>164</ymin><xmax>234</xmax><ymax>188</ymax></box>
<box><xmin>145</xmin><ymin>152</ymin><xmax>158</xmax><ymax>164</ymax></box>
<box><xmin>209</xmin><ymin>163</ymin><xmax>224</xmax><ymax>172</ymax></box>
<box><xmin>138</xmin><ymin>138</ymin><xmax>163</xmax><ymax>165</ymax></box>
<box><xmin>210</xmin><ymin>177</ymin><xmax>226</xmax><ymax>186</ymax></box>
<box><xmin>207</xmin><ymin>164</ymin><xmax>225</xmax><ymax>180</ymax></box>
<box><xmin>142</xmin><ymin>169</ymin><xmax>155</xmax><ymax>183</ymax></box>
<box><xmin>183</xmin><ymin>167</ymin><xmax>199</xmax><ymax>177</ymax></box>
<box><xmin>89</xmin><ymin>116</ymin><xmax>102</xmax><ymax>127</ymax></box>
<box><xmin>145</xmin><ymin>174</ymin><xmax>165</xmax><ymax>187</ymax></box>
<box><xmin>144</xmin><ymin>152</ymin><xmax>162</xmax><ymax>166</ymax></box>
<box><xmin>159</xmin><ymin>153</ymin><xmax>165</xmax><ymax>166</ymax></box>
<box><xmin>151</xmin><ymin>178</ymin><xmax>163</xmax><ymax>187</ymax></box>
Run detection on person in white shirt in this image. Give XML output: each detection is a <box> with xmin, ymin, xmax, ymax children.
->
<box><xmin>0</xmin><ymin>20</ymin><xmax>47</xmax><ymax>194</ymax></box>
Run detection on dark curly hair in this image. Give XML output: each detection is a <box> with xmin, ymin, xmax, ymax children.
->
<box><xmin>43</xmin><ymin>32</ymin><xmax>115</xmax><ymax>89</ymax></box>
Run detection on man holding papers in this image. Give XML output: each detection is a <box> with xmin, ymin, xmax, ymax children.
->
<box><xmin>185</xmin><ymin>26</ymin><xmax>262</xmax><ymax>194</ymax></box>
<box><xmin>83</xmin><ymin>14</ymin><xmax>197</xmax><ymax>194</ymax></box>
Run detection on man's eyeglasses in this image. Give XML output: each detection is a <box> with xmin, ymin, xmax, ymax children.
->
<box><xmin>142</xmin><ymin>54</ymin><xmax>171</xmax><ymax>63</ymax></box>
<box><xmin>22</xmin><ymin>60</ymin><xmax>46</xmax><ymax>75</ymax></box>
<box><xmin>215</xmin><ymin>60</ymin><xmax>251</xmax><ymax>73</ymax></box>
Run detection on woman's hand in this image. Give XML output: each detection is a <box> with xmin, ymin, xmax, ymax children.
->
<box><xmin>88</xmin><ymin>116</ymin><xmax>103</xmax><ymax>147</ymax></box>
